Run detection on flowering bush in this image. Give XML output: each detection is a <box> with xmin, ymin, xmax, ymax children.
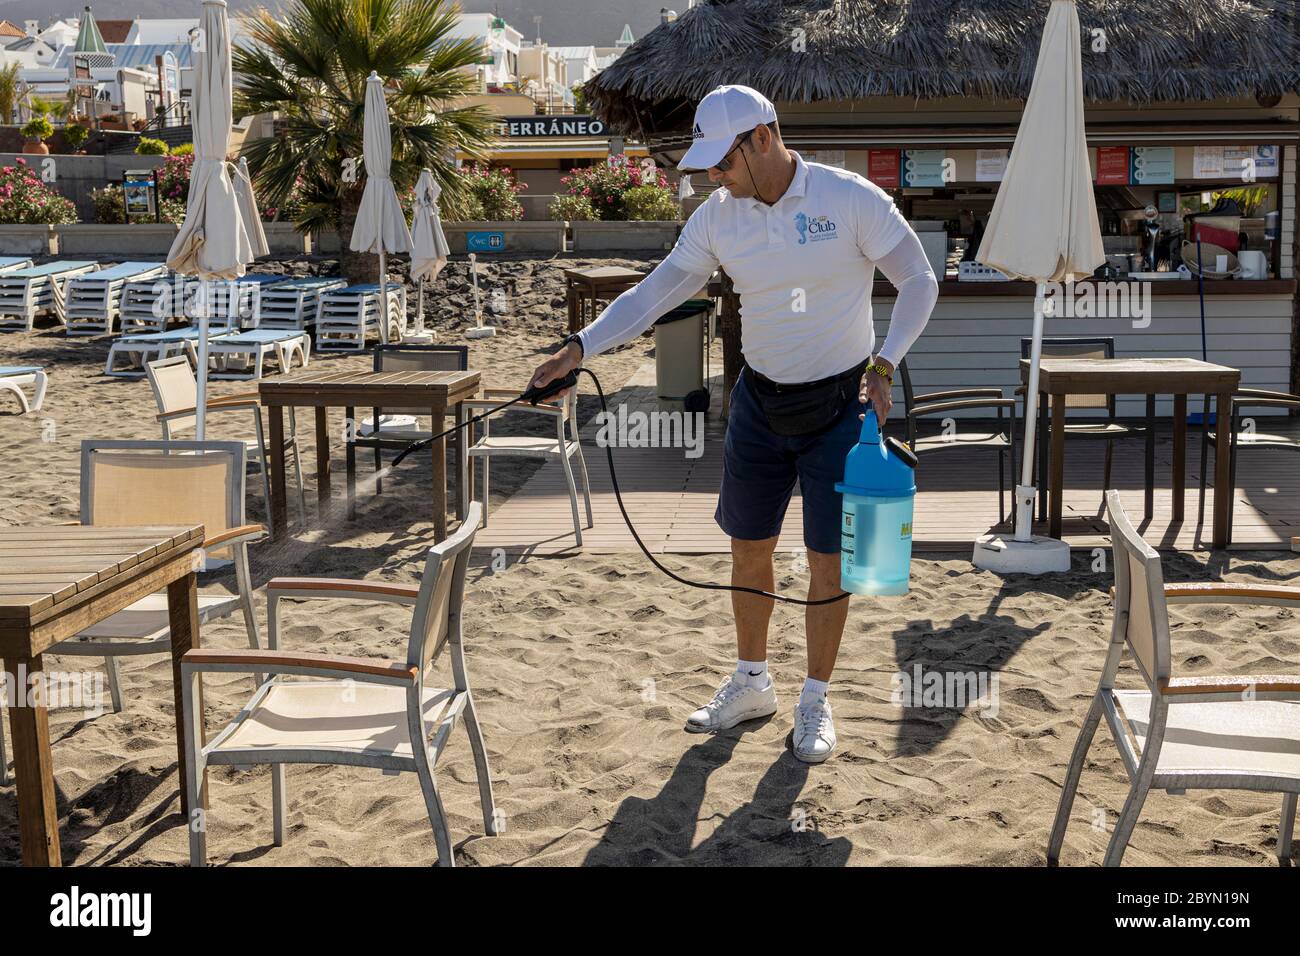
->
<box><xmin>63</xmin><ymin>123</ymin><xmax>89</xmax><ymax>151</ymax></box>
<box><xmin>262</xmin><ymin>175</ymin><xmax>306</xmax><ymax>222</ymax></box>
<box><xmin>155</xmin><ymin>153</ymin><xmax>193</xmax><ymax>207</ymax></box>
<box><xmin>20</xmin><ymin>116</ymin><xmax>53</xmax><ymax>143</ymax></box>
<box><xmin>548</xmin><ymin>193</ymin><xmax>598</xmax><ymax>221</ymax></box>
<box><xmin>0</xmin><ymin>158</ymin><xmax>77</xmax><ymax>224</ymax></box>
<box><xmin>557</xmin><ymin>155</ymin><xmax>672</xmax><ymax>221</ymax></box>
<box><xmin>457</xmin><ymin>163</ymin><xmax>525</xmax><ymax>220</ymax></box>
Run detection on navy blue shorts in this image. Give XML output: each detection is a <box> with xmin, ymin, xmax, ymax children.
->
<box><xmin>715</xmin><ymin>368</ymin><xmax>867</xmax><ymax>554</ymax></box>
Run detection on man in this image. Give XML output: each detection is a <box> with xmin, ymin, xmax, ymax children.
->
<box><xmin>531</xmin><ymin>85</ymin><xmax>937</xmax><ymax>763</ymax></box>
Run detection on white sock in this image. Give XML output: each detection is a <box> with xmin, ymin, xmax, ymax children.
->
<box><xmin>736</xmin><ymin>659</ymin><xmax>768</xmax><ymax>687</ymax></box>
<box><xmin>800</xmin><ymin>677</ymin><xmax>829</xmax><ymax>706</ymax></box>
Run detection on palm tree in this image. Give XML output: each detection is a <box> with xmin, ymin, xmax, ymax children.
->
<box><xmin>0</xmin><ymin>63</ymin><xmax>20</xmax><ymax>126</ymax></box>
<box><xmin>234</xmin><ymin>0</ymin><xmax>497</xmax><ymax>281</ymax></box>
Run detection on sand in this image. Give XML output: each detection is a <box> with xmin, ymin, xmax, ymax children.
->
<box><xmin>2</xmin><ymin>308</ymin><xmax>1298</xmax><ymax>867</ymax></box>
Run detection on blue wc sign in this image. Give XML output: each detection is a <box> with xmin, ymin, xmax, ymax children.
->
<box><xmin>467</xmin><ymin>231</ymin><xmax>505</xmax><ymax>252</ymax></box>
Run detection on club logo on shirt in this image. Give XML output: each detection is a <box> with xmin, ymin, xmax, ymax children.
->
<box><xmin>794</xmin><ymin>211</ymin><xmax>837</xmax><ymax>244</ymax></box>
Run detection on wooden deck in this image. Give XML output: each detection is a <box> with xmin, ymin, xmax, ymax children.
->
<box><xmin>475</xmin><ymin>360</ymin><xmax>1300</xmax><ymax>555</ymax></box>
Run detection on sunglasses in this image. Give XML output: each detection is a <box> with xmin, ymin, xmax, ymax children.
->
<box><xmin>712</xmin><ymin>128</ymin><xmax>757</xmax><ymax>173</ymax></box>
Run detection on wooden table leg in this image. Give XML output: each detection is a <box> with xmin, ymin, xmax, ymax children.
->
<box><xmin>1213</xmin><ymin>391</ymin><xmax>1233</xmax><ymax>549</ymax></box>
<box><xmin>345</xmin><ymin>405</ymin><xmax>356</xmax><ymax>522</ymax></box>
<box><xmin>432</xmin><ymin>404</ymin><xmax>448</xmax><ymax>542</ymax></box>
<box><xmin>454</xmin><ymin>400</ymin><xmax>468</xmax><ymax>521</ymax></box>
<box><xmin>1049</xmin><ymin>393</ymin><xmax>1065</xmax><ymax>540</ymax></box>
<box><xmin>1144</xmin><ymin>394</ymin><xmax>1156</xmax><ymax>521</ymax></box>
<box><xmin>1172</xmin><ymin>394</ymin><xmax>1187</xmax><ymax>522</ymax></box>
<box><xmin>168</xmin><ymin>570</ymin><xmax>206</xmax><ymax>818</ymax></box>
<box><xmin>1037</xmin><ymin>392</ymin><xmax>1049</xmax><ymax>522</ymax></box>
<box><xmin>566</xmin><ymin>284</ymin><xmax>578</xmax><ymax>334</ymax></box>
<box><xmin>6</xmin><ymin>653</ymin><xmax>60</xmax><ymax>865</ymax></box>
<box><xmin>315</xmin><ymin>406</ymin><xmax>331</xmax><ymax>517</ymax></box>
<box><xmin>268</xmin><ymin>404</ymin><xmax>289</xmax><ymax>542</ymax></box>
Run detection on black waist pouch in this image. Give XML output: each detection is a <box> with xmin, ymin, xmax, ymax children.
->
<box><xmin>746</xmin><ymin>361</ymin><xmax>867</xmax><ymax>438</ymax></box>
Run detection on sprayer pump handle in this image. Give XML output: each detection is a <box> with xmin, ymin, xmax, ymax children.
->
<box><xmin>522</xmin><ymin>369</ymin><xmax>580</xmax><ymax>405</ymax></box>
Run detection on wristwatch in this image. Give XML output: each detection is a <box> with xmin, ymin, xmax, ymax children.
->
<box><xmin>866</xmin><ymin>362</ymin><xmax>893</xmax><ymax>385</ymax></box>
<box><xmin>563</xmin><ymin>333</ymin><xmax>585</xmax><ymax>359</ymax></box>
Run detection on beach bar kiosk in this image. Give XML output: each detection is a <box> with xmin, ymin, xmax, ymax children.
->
<box><xmin>587</xmin><ymin>0</ymin><xmax>1300</xmax><ymax>418</ymax></box>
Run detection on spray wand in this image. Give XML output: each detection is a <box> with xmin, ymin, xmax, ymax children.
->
<box><xmin>387</xmin><ymin>367</ymin><xmax>849</xmax><ymax>607</ymax></box>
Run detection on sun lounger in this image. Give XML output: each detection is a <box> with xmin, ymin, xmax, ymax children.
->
<box><xmin>63</xmin><ymin>261</ymin><xmax>169</xmax><ymax>335</ymax></box>
<box><xmin>257</xmin><ymin>276</ymin><xmax>347</xmax><ymax>331</ymax></box>
<box><xmin>314</xmin><ymin>283</ymin><xmax>406</xmax><ymax>351</ymax></box>
<box><xmin>119</xmin><ymin>276</ymin><xmax>189</xmax><ymax>334</ymax></box>
<box><xmin>104</xmin><ymin>325</ymin><xmax>236</xmax><ymax>377</ymax></box>
<box><xmin>0</xmin><ymin>257</ymin><xmax>34</xmax><ymax>273</ymax></box>
<box><xmin>193</xmin><ymin>328</ymin><xmax>312</xmax><ymax>380</ymax></box>
<box><xmin>0</xmin><ymin>260</ymin><xmax>98</xmax><ymax>331</ymax></box>
<box><xmin>0</xmin><ymin>365</ymin><xmax>47</xmax><ymax>414</ymax></box>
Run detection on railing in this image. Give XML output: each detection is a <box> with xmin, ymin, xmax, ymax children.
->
<box><xmin>140</xmin><ymin>100</ymin><xmax>189</xmax><ymax>133</ymax></box>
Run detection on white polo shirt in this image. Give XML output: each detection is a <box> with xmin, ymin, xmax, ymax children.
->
<box><xmin>665</xmin><ymin>150</ymin><xmax>911</xmax><ymax>382</ymax></box>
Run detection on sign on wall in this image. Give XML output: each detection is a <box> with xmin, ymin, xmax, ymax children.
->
<box><xmin>467</xmin><ymin>231</ymin><xmax>505</xmax><ymax>252</ymax></box>
<box><xmin>867</xmin><ymin>150</ymin><xmax>900</xmax><ymax>188</ymax></box>
<box><xmin>498</xmin><ymin>115</ymin><xmax>606</xmax><ymax>137</ymax></box>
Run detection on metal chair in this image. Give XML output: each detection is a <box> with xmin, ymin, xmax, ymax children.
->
<box><xmin>345</xmin><ymin>343</ymin><xmax>469</xmax><ymax>514</ymax></box>
<box><xmin>1019</xmin><ymin>337</ymin><xmax>1144</xmax><ymax>517</ymax></box>
<box><xmin>1049</xmin><ymin>490</ymin><xmax>1300</xmax><ymax>866</ymax></box>
<box><xmin>898</xmin><ymin>358</ymin><xmax>1017</xmax><ymax>524</ymax></box>
<box><xmin>48</xmin><ymin>440</ymin><xmax>264</xmax><ymax>714</ymax></box>
<box><xmin>181</xmin><ymin>501</ymin><xmax>497</xmax><ymax>867</ymax></box>
<box><xmin>464</xmin><ymin>381</ymin><xmax>593</xmax><ymax>546</ymax></box>
<box><xmin>146</xmin><ymin>354</ymin><xmax>306</xmax><ymax>535</ymax></box>
<box><xmin>1198</xmin><ymin>388</ymin><xmax>1300</xmax><ymax>546</ymax></box>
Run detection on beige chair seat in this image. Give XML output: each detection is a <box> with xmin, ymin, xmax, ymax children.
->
<box><xmin>470</xmin><ymin>435</ymin><xmax>574</xmax><ymax>455</ymax></box>
<box><xmin>1207</xmin><ymin>429</ymin><xmax>1299</xmax><ymax>449</ymax></box>
<box><xmin>63</xmin><ymin>592</ymin><xmax>241</xmax><ymax>647</ymax></box>
<box><xmin>914</xmin><ymin>430</ymin><xmax>1011</xmax><ymax>450</ymax></box>
<box><xmin>209</xmin><ymin>679</ymin><xmax>455</xmax><ymax>761</ymax></box>
<box><xmin>1062</xmin><ymin>422</ymin><xmax>1137</xmax><ymax>437</ymax></box>
<box><xmin>1113</xmin><ymin>689</ymin><xmax>1300</xmax><ymax>783</ymax></box>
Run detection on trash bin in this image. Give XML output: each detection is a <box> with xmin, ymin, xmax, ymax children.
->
<box><xmin>654</xmin><ymin>298</ymin><xmax>711</xmax><ymax>407</ymax></box>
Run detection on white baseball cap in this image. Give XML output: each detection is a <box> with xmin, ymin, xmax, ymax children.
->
<box><xmin>677</xmin><ymin>85</ymin><xmax>778</xmax><ymax>172</ymax></box>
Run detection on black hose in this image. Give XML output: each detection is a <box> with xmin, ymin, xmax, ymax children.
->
<box><xmin>390</xmin><ymin>367</ymin><xmax>850</xmax><ymax>606</ymax></box>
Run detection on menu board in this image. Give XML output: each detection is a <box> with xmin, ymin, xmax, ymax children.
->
<box><xmin>1131</xmin><ymin>146</ymin><xmax>1174</xmax><ymax>185</ymax></box>
<box><xmin>903</xmin><ymin>149</ymin><xmax>947</xmax><ymax>186</ymax></box>
<box><xmin>975</xmin><ymin>149</ymin><xmax>1008</xmax><ymax>182</ymax></box>
<box><xmin>1194</xmin><ymin>145</ymin><xmax>1279</xmax><ymax>180</ymax></box>
<box><xmin>867</xmin><ymin>149</ymin><xmax>901</xmax><ymax>188</ymax></box>
<box><xmin>1096</xmin><ymin>146</ymin><xmax>1129</xmax><ymax>184</ymax></box>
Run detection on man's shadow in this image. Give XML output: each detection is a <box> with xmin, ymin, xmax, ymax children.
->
<box><xmin>583</xmin><ymin>717</ymin><xmax>851</xmax><ymax>866</ymax></box>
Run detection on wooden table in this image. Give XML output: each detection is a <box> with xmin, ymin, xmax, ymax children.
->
<box><xmin>564</xmin><ymin>266</ymin><xmax>644</xmax><ymax>333</ymax></box>
<box><xmin>0</xmin><ymin>525</ymin><xmax>205</xmax><ymax>866</ymax></box>
<box><xmin>1020</xmin><ymin>357</ymin><xmax>1240</xmax><ymax>548</ymax></box>
<box><xmin>258</xmin><ymin>370</ymin><xmax>481</xmax><ymax>542</ymax></box>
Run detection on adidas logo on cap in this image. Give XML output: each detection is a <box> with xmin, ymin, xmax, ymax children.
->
<box><xmin>692</xmin><ymin>122</ymin><xmax>704</xmax><ymax>139</ymax></box>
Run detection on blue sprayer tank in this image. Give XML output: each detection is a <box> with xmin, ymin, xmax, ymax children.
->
<box><xmin>834</xmin><ymin>410</ymin><xmax>917</xmax><ymax>596</ymax></box>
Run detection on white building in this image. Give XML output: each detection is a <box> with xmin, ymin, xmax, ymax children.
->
<box><xmin>448</xmin><ymin>13</ymin><xmax>523</xmax><ymax>90</ymax></box>
<box><xmin>551</xmin><ymin>46</ymin><xmax>601</xmax><ymax>89</ymax></box>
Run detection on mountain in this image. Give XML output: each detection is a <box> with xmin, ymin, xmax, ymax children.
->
<box><xmin>0</xmin><ymin>0</ymin><xmax>666</xmax><ymax>47</ymax></box>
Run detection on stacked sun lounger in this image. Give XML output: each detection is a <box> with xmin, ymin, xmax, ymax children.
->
<box><xmin>314</xmin><ymin>284</ymin><xmax>407</xmax><ymax>351</ymax></box>
<box><xmin>257</xmin><ymin>277</ymin><xmax>347</xmax><ymax>331</ymax></box>
<box><xmin>104</xmin><ymin>325</ymin><xmax>236</xmax><ymax>377</ymax></box>
<box><xmin>119</xmin><ymin>276</ymin><xmax>191</xmax><ymax>335</ymax></box>
<box><xmin>0</xmin><ymin>261</ymin><xmax>98</xmax><ymax>331</ymax></box>
<box><xmin>62</xmin><ymin>262</ymin><xmax>169</xmax><ymax>335</ymax></box>
<box><xmin>0</xmin><ymin>257</ymin><xmax>34</xmax><ymax>273</ymax></box>
<box><xmin>194</xmin><ymin>328</ymin><xmax>312</xmax><ymax>380</ymax></box>
<box><xmin>186</xmin><ymin>273</ymin><xmax>285</xmax><ymax>330</ymax></box>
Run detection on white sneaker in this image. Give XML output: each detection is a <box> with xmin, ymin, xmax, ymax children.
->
<box><xmin>685</xmin><ymin>673</ymin><xmax>778</xmax><ymax>733</ymax></box>
<box><xmin>792</xmin><ymin>696</ymin><xmax>836</xmax><ymax>763</ymax></box>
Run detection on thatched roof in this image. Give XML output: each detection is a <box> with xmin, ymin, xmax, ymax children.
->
<box><xmin>588</xmin><ymin>0</ymin><xmax>1300</xmax><ymax>136</ymax></box>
